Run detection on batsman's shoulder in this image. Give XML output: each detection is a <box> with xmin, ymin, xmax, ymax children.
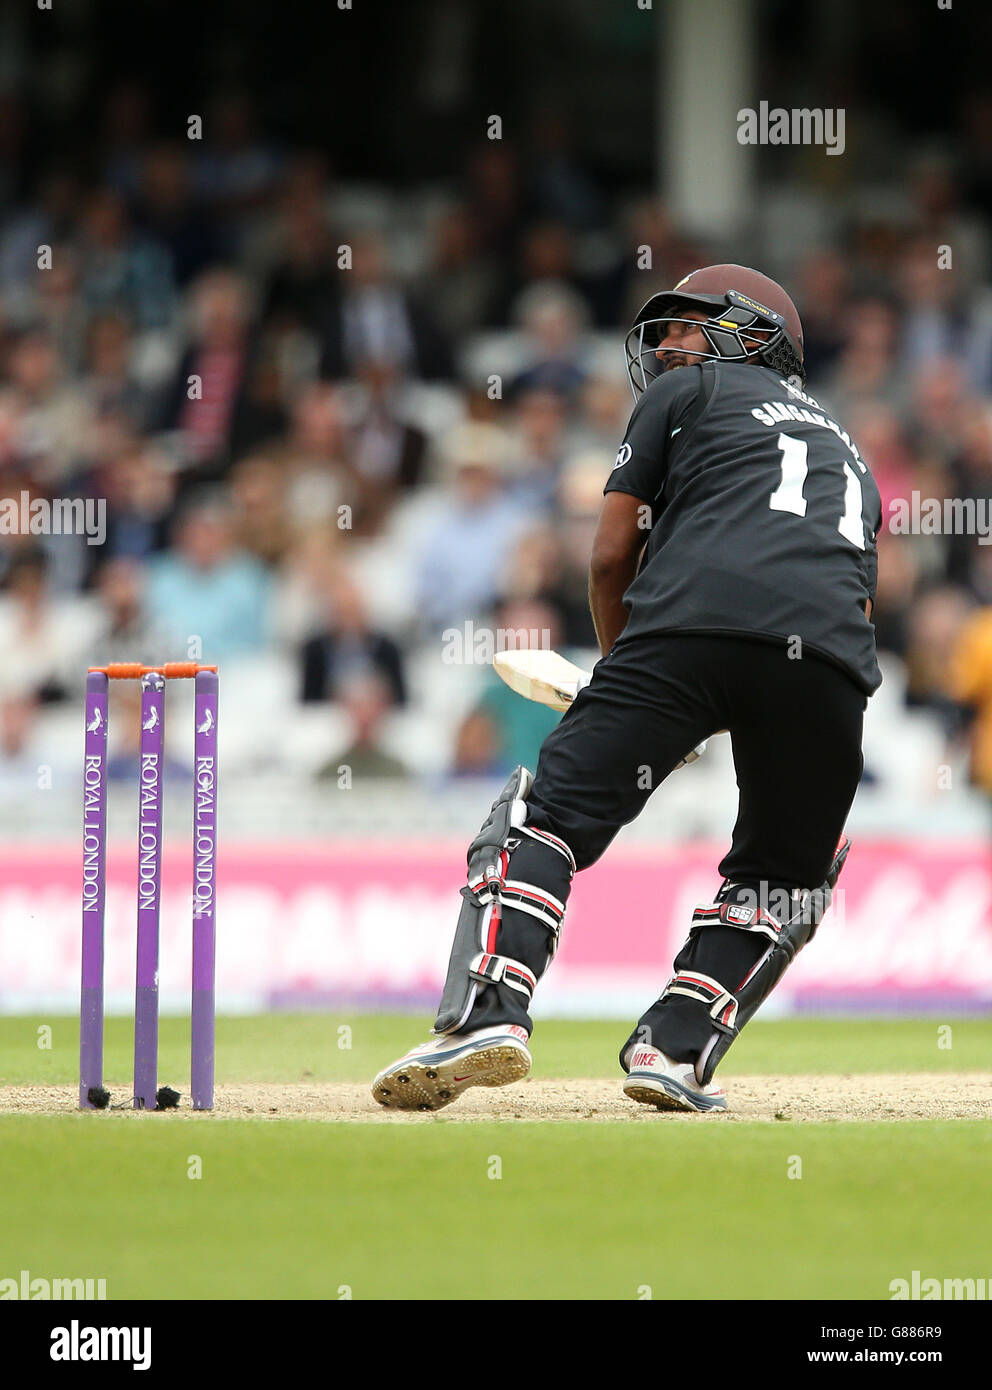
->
<box><xmin>637</xmin><ymin>362</ymin><xmax>703</xmax><ymax>412</ymax></box>
<box><xmin>625</xmin><ymin>366</ymin><xmax>705</xmax><ymax>441</ymax></box>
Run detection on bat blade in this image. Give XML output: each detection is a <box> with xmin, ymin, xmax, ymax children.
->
<box><xmin>493</xmin><ymin>648</ymin><xmax>592</xmax><ymax>712</ymax></box>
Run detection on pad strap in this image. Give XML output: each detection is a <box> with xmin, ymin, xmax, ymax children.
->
<box><xmin>499</xmin><ymin>879</ymin><xmax>566</xmax><ymax>938</ymax></box>
<box><xmin>469</xmin><ymin>952</ymin><xmax>537</xmax><ymax>999</ymax></box>
<box><xmin>518</xmin><ymin>824</ymin><xmax>577</xmax><ymax>873</ymax></box>
<box><xmin>467</xmin><ymin>848</ymin><xmax>566</xmax><ymax>942</ymax></box>
<box><xmin>662</xmin><ymin>970</ymin><xmax>739</xmax><ymax>1031</ymax></box>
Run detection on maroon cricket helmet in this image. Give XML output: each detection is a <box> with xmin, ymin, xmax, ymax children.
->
<box><xmin>624</xmin><ymin>263</ymin><xmax>806</xmax><ymax>397</ymax></box>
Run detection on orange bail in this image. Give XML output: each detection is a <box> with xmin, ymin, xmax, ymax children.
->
<box><xmin>88</xmin><ymin>663</ymin><xmax>219</xmax><ymax>679</ymax></box>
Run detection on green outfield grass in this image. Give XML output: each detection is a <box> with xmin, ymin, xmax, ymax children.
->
<box><xmin>1</xmin><ymin>1013</ymin><xmax>990</xmax><ymax>1087</ymax></box>
<box><xmin>1</xmin><ymin>1015</ymin><xmax>989</xmax><ymax>1300</ymax></box>
<box><xmin>1</xmin><ymin>1115</ymin><xmax>989</xmax><ymax>1300</ymax></box>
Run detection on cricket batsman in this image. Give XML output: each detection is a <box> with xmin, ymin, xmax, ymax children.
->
<box><xmin>372</xmin><ymin>264</ymin><xmax>881</xmax><ymax>1113</ymax></box>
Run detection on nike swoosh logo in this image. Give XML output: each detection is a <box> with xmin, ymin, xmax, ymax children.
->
<box><xmin>453</xmin><ymin>1074</ymin><xmax>472</xmax><ymax>1083</ymax></box>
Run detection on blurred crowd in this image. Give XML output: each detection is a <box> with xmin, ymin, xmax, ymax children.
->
<box><xmin>3</xmin><ymin>83</ymin><xmax>992</xmax><ymax>796</ymax></box>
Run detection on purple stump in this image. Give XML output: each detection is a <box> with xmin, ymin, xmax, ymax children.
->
<box><xmin>134</xmin><ymin>670</ymin><xmax>165</xmax><ymax>1108</ymax></box>
<box><xmin>80</xmin><ymin>671</ymin><xmax>109</xmax><ymax>1108</ymax></box>
<box><xmin>191</xmin><ymin>669</ymin><xmax>218</xmax><ymax>1110</ymax></box>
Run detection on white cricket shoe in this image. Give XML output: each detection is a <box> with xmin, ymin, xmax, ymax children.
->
<box><xmin>371</xmin><ymin>1024</ymin><xmax>532</xmax><ymax>1111</ymax></box>
<box><xmin>623</xmin><ymin>1044</ymin><xmax>728</xmax><ymax>1113</ymax></box>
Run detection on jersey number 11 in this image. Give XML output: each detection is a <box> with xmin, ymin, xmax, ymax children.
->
<box><xmin>768</xmin><ymin>432</ymin><xmax>867</xmax><ymax>551</ymax></box>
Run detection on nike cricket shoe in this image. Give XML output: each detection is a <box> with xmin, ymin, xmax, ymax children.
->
<box><xmin>622</xmin><ymin>1044</ymin><xmax>728</xmax><ymax>1113</ymax></box>
<box><xmin>371</xmin><ymin>1024</ymin><xmax>532</xmax><ymax>1111</ymax></box>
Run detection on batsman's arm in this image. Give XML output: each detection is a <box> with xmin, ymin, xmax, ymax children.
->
<box><xmin>589</xmin><ymin>490</ymin><xmax>649</xmax><ymax>657</ymax></box>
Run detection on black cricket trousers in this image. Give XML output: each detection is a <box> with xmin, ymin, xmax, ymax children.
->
<box><xmin>528</xmin><ymin>631</ymin><xmax>866</xmax><ymax>888</ymax></box>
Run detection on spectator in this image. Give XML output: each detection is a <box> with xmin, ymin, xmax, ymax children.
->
<box><xmin>465</xmin><ymin>143</ymin><xmax>525</xmax><ymax>262</ymax></box>
<box><xmin>194</xmin><ymin>90</ymin><xmax>283</xmax><ymax>223</ymax></box>
<box><xmin>229</xmin><ymin>453</ymin><xmax>295</xmax><ymax>567</ymax></box>
<box><xmin>5</xmin><ymin>327</ymin><xmax>94</xmax><ymax>486</ymax></box>
<box><xmin>261</xmin><ymin>161</ymin><xmax>339</xmax><ymax>335</ymax></box>
<box><xmin>506</xmin><ymin>388</ymin><xmax>567</xmax><ymax>514</ymax></box>
<box><xmin>908</xmin><ymin>155</ymin><xmax>989</xmax><ymax>294</ymax></box>
<box><xmin>34</xmin><ymin>245</ymin><xmax>88</xmax><ymax>372</ymax></box>
<box><xmin>134</xmin><ymin>142</ymin><xmax>227</xmax><ymax>287</ymax></box>
<box><xmin>871</xmin><ymin>536</ymin><xmax>919</xmax><ymax>659</ymax></box>
<box><xmin>947</xmin><ymin>404</ymin><xmax>992</xmax><ymax>590</ymax></box>
<box><xmin>794</xmin><ymin>249</ymin><xmax>849</xmax><ymax>382</ymax></box>
<box><xmin>493</xmin><ymin>219</ymin><xmax>587</xmax><ymax>325</ymax></box>
<box><xmin>96</xmin><ymin>438</ymin><xmax>175</xmax><ymax>567</ymax></box>
<box><xmin>548</xmin><ymin>452</ymin><xmax>607</xmax><ymax>648</ymax></box>
<box><xmin>145</xmin><ymin>497</ymin><xmax>271</xmax><ymax>658</ymax></box>
<box><xmin>530</xmin><ymin>108</ymin><xmax>603</xmax><ymax>230</ymax></box>
<box><xmin>90</xmin><ymin>558</ymin><xmax>157</xmax><ymax>664</ymax></box>
<box><xmin>961</xmin><ymin>91</ymin><xmax>992</xmax><ymax>224</ymax></box>
<box><xmin>80</xmin><ymin>312</ymin><xmax>148</xmax><ymax>424</ymax></box>
<box><xmin>610</xmin><ymin>198</ymin><xmax>701</xmax><ymax>331</ymax></box>
<box><xmin>0</xmin><ymin>553</ymin><xmax>90</xmax><ymax>702</ymax></box>
<box><xmin>0</xmin><ymin>693</ymin><xmax>46</xmax><ymax>802</ymax></box>
<box><xmin>231</xmin><ymin>336</ymin><xmax>291</xmax><ymax>452</ymax></box>
<box><xmin>906</xmin><ymin>356</ymin><xmax>974</xmax><ymax>460</ymax></box>
<box><xmin>571</xmin><ymin>375</ymin><xmax>630</xmax><ymax>455</ymax></box>
<box><xmin>419</xmin><ymin>204</ymin><xmax>496</xmax><ymax>338</ymax></box>
<box><xmin>823</xmin><ymin>297</ymin><xmax>905</xmax><ymax>418</ymax></box>
<box><xmin>498</xmin><ymin>525</ymin><xmax>562</xmax><ymax>607</ymax></box>
<box><xmin>272</xmin><ymin>521</ymin><xmax>344</xmax><ymax>649</ymax></box>
<box><xmin>947</xmin><ymin>601</ymin><xmax>992</xmax><ymax>796</ymax></box>
<box><xmin>152</xmin><ymin>269</ymin><xmax>258</xmax><ymax>485</ymax></box>
<box><xmin>903</xmin><ymin>586</ymin><xmax>974</xmax><ymax>727</ymax></box>
<box><xmin>899</xmin><ymin>240</ymin><xmax>992</xmax><ymax>393</ymax></box>
<box><xmin>963</xmin><ymin>541</ymin><xmax>992</xmax><ymax>607</ymax></box>
<box><xmin>509</xmin><ymin>281</ymin><xmax>588</xmax><ymax>402</ymax></box>
<box><xmin>77</xmin><ymin>186</ymin><xmax>176</xmax><ymax>330</ymax></box>
<box><xmin>317</xmin><ymin>673</ymin><xmax>408</xmax><ymax>780</ymax></box>
<box><xmin>319</xmin><ymin>232</ymin><xmax>453</xmax><ymax>381</ymax></box>
<box><xmin>0</xmin><ymin>168</ymin><xmax>80</xmax><ymax>323</ymax></box>
<box><xmin>300</xmin><ymin>568</ymin><xmax>405</xmax><ymax>706</ymax></box>
<box><xmin>0</xmin><ymin>467</ymin><xmax>42</xmax><ymax>585</ymax></box>
<box><xmin>349</xmin><ymin>359</ymin><xmax>428</xmax><ymax>531</ymax></box>
<box><xmin>413</xmin><ymin>423</ymin><xmax>530</xmax><ymax>633</ymax></box>
<box><xmin>450</xmin><ymin>708</ymin><xmax>506</xmax><ymax>779</ymax></box>
<box><xmin>269</xmin><ymin>381</ymin><xmax>355</xmax><ymax>531</ymax></box>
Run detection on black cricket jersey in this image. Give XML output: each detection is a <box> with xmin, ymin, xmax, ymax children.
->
<box><xmin>604</xmin><ymin>362</ymin><xmax>882</xmax><ymax>694</ymax></box>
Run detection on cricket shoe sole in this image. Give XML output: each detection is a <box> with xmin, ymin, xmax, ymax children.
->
<box><xmin>371</xmin><ymin>1025</ymin><xmax>532</xmax><ymax>1111</ymax></box>
<box><xmin>623</xmin><ymin>1046</ymin><xmax>728</xmax><ymax>1113</ymax></box>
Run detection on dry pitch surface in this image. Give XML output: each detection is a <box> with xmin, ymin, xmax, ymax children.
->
<box><xmin>2</xmin><ymin>1073</ymin><xmax>990</xmax><ymax>1122</ymax></box>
